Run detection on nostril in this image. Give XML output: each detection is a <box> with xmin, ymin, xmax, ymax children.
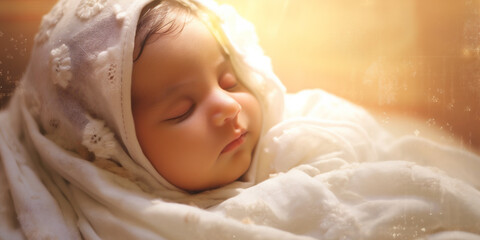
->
<box><xmin>225</xmin><ymin>106</ymin><xmax>241</xmax><ymax>122</ymax></box>
<box><xmin>213</xmin><ymin>103</ymin><xmax>241</xmax><ymax>126</ymax></box>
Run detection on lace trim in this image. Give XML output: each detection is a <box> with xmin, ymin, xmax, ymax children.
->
<box><xmin>107</xmin><ymin>63</ymin><xmax>118</xmax><ymax>85</ymax></box>
<box><xmin>82</xmin><ymin>115</ymin><xmax>117</xmax><ymax>159</ymax></box>
<box><xmin>113</xmin><ymin>4</ymin><xmax>126</xmax><ymax>21</ymax></box>
<box><xmin>50</xmin><ymin>44</ymin><xmax>72</xmax><ymax>88</ymax></box>
<box><xmin>94</xmin><ymin>48</ymin><xmax>119</xmax><ymax>86</ymax></box>
<box><xmin>76</xmin><ymin>0</ymin><xmax>107</xmax><ymax>20</ymax></box>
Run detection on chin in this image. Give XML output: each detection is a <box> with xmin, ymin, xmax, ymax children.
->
<box><xmin>233</xmin><ymin>153</ymin><xmax>253</xmax><ymax>179</ymax></box>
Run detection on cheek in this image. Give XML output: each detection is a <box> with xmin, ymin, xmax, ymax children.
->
<box><xmin>141</xmin><ymin>128</ymin><xmax>193</xmax><ymax>178</ymax></box>
<box><xmin>144</xmin><ymin>119</ymin><xmax>215</xmax><ymax>166</ymax></box>
<box><xmin>149</xmin><ymin>126</ymin><xmax>195</xmax><ymax>158</ymax></box>
<box><xmin>239</xmin><ymin>93</ymin><xmax>262</xmax><ymax>133</ymax></box>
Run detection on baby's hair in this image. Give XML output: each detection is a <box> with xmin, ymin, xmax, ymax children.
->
<box><xmin>134</xmin><ymin>0</ymin><xmax>192</xmax><ymax>62</ymax></box>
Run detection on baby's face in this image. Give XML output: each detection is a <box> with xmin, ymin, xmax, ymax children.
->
<box><xmin>132</xmin><ymin>16</ymin><xmax>262</xmax><ymax>192</ymax></box>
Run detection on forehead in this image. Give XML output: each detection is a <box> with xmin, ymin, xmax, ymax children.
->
<box><xmin>131</xmin><ymin>16</ymin><xmax>225</xmax><ymax>101</ymax></box>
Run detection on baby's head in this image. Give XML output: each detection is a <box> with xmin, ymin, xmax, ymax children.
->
<box><xmin>131</xmin><ymin>1</ymin><xmax>262</xmax><ymax>192</ymax></box>
<box><xmin>23</xmin><ymin>0</ymin><xmax>284</xmax><ymax>195</ymax></box>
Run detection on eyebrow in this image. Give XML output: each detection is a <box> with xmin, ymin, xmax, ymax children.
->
<box><xmin>149</xmin><ymin>53</ymin><xmax>229</xmax><ymax>105</ymax></box>
<box><xmin>153</xmin><ymin>79</ymin><xmax>192</xmax><ymax>105</ymax></box>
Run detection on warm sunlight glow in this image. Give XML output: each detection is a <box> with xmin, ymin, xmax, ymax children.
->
<box><xmin>217</xmin><ymin>0</ymin><xmax>480</xmax><ymax>151</ymax></box>
<box><xmin>1</xmin><ymin>0</ymin><xmax>480</xmax><ymax>150</ymax></box>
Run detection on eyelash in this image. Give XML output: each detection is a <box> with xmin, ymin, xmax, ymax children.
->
<box><xmin>165</xmin><ymin>71</ymin><xmax>236</xmax><ymax>123</ymax></box>
<box><xmin>225</xmin><ymin>81</ymin><xmax>238</xmax><ymax>90</ymax></box>
<box><xmin>167</xmin><ymin>104</ymin><xmax>195</xmax><ymax>123</ymax></box>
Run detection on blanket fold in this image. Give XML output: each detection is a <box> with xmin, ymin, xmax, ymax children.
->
<box><xmin>1</xmin><ymin>0</ymin><xmax>480</xmax><ymax>239</ymax></box>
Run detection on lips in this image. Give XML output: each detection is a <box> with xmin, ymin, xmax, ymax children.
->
<box><xmin>221</xmin><ymin>131</ymin><xmax>247</xmax><ymax>154</ymax></box>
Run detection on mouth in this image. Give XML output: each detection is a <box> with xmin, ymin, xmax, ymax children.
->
<box><xmin>221</xmin><ymin>130</ymin><xmax>247</xmax><ymax>154</ymax></box>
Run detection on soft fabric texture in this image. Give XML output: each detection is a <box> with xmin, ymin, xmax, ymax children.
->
<box><xmin>1</xmin><ymin>0</ymin><xmax>480</xmax><ymax>239</ymax></box>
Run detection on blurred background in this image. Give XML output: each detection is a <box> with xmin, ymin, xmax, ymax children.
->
<box><xmin>1</xmin><ymin>0</ymin><xmax>480</xmax><ymax>152</ymax></box>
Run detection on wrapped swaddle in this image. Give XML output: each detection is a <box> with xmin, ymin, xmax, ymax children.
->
<box><xmin>0</xmin><ymin>0</ymin><xmax>291</xmax><ymax>239</ymax></box>
<box><xmin>1</xmin><ymin>0</ymin><xmax>480</xmax><ymax>239</ymax></box>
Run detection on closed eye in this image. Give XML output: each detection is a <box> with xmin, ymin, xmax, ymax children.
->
<box><xmin>165</xmin><ymin>103</ymin><xmax>195</xmax><ymax>123</ymax></box>
<box><xmin>219</xmin><ymin>72</ymin><xmax>238</xmax><ymax>90</ymax></box>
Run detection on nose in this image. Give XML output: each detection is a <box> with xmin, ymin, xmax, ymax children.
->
<box><xmin>211</xmin><ymin>90</ymin><xmax>241</xmax><ymax>127</ymax></box>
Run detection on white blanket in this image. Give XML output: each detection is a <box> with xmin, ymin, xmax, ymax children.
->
<box><xmin>1</xmin><ymin>0</ymin><xmax>479</xmax><ymax>238</ymax></box>
<box><xmin>2</xmin><ymin>89</ymin><xmax>480</xmax><ymax>239</ymax></box>
<box><xmin>218</xmin><ymin>89</ymin><xmax>480</xmax><ymax>239</ymax></box>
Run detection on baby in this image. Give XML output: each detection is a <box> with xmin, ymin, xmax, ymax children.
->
<box><xmin>131</xmin><ymin>1</ymin><xmax>263</xmax><ymax>191</ymax></box>
<box><xmin>3</xmin><ymin>0</ymin><xmax>480</xmax><ymax>239</ymax></box>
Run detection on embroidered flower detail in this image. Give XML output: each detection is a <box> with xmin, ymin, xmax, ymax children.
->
<box><xmin>113</xmin><ymin>4</ymin><xmax>126</xmax><ymax>21</ymax></box>
<box><xmin>49</xmin><ymin>119</ymin><xmax>60</xmax><ymax>129</ymax></box>
<box><xmin>93</xmin><ymin>48</ymin><xmax>119</xmax><ymax>86</ymax></box>
<box><xmin>107</xmin><ymin>63</ymin><xmax>118</xmax><ymax>85</ymax></box>
<box><xmin>76</xmin><ymin>0</ymin><xmax>107</xmax><ymax>20</ymax></box>
<box><xmin>35</xmin><ymin>1</ymin><xmax>64</xmax><ymax>44</ymax></box>
<box><xmin>50</xmin><ymin>44</ymin><xmax>72</xmax><ymax>88</ymax></box>
<box><xmin>43</xmin><ymin>116</ymin><xmax>77</xmax><ymax>150</ymax></box>
<box><xmin>82</xmin><ymin>115</ymin><xmax>117</xmax><ymax>159</ymax></box>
